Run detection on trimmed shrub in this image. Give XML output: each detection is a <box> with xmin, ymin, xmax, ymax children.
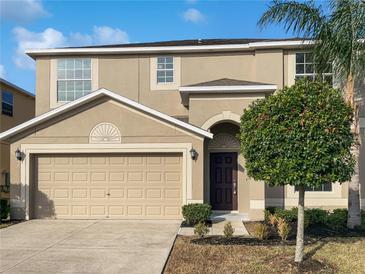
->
<box><xmin>182</xmin><ymin>203</ymin><xmax>212</xmax><ymax>226</ymax></box>
<box><xmin>0</xmin><ymin>199</ymin><xmax>10</xmax><ymax>220</ymax></box>
<box><xmin>252</xmin><ymin>223</ymin><xmax>269</xmax><ymax>240</ymax></box>
<box><xmin>306</xmin><ymin>208</ymin><xmax>328</xmax><ymax>226</ymax></box>
<box><xmin>274</xmin><ymin>208</ymin><xmax>298</xmax><ymax>223</ymax></box>
<box><xmin>223</xmin><ymin>222</ymin><xmax>234</xmax><ymax>238</ymax></box>
<box><xmin>194</xmin><ymin>222</ymin><xmax>209</xmax><ymax>238</ymax></box>
<box><xmin>277</xmin><ymin>217</ymin><xmax>291</xmax><ymax>241</ymax></box>
<box><xmin>326</xmin><ymin>209</ymin><xmax>348</xmax><ymax>229</ymax></box>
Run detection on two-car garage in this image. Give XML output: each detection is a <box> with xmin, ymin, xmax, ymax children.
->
<box><xmin>32</xmin><ymin>153</ymin><xmax>183</xmax><ymax>219</ymax></box>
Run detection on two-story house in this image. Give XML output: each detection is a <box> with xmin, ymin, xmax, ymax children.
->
<box><xmin>0</xmin><ymin>78</ymin><xmax>35</xmax><ymax>199</ymax></box>
<box><xmin>0</xmin><ymin>38</ymin><xmax>363</xmax><ymax>221</ymax></box>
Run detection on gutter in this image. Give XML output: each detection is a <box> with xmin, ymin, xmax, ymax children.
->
<box><xmin>25</xmin><ymin>40</ymin><xmax>314</xmax><ymax>58</ymax></box>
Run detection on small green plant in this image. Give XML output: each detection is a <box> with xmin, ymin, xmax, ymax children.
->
<box><xmin>276</xmin><ymin>217</ymin><xmax>291</xmax><ymax>241</ymax></box>
<box><xmin>267</xmin><ymin>213</ymin><xmax>278</xmax><ymax>227</ymax></box>
<box><xmin>194</xmin><ymin>222</ymin><xmax>209</xmax><ymax>238</ymax></box>
<box><xmin>252</xmin><ymin>223</ymin><xmax>269</xmax><ymax>240</ymax></box>
<box><xmin>223</xmin><ymin>222</ymin><xmax>234</xmax><ymax>238</ymax></box>
<box><xmin>182</xmin><ymin>203</ymin><xmax>212</xmax><ymax>226</ymax></box>
<box><xmin>264</xmin><ymin>208</ymin><xmax>276</xmax><ymax>221</ymax></box>
<box><xmin>0</xmin><ymin>199</ymin><xmax>10</xmax><ymax>220</ymax></box>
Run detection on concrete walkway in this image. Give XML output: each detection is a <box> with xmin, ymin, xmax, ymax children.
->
<box><xmin>178</xmin><ymin>213</ymin><xmax>250</xmax><ymax>236</ymax></box>
<box><xmin>0</xmin><ymin>220</ymin><xmax>180</xmax><ymax>274</ymax></box>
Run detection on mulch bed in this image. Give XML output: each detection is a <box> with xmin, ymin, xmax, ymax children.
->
<box><xmin>164</xmin><ymin>235</ymin><xmax>339</xmax><ymax>274</ymax></box>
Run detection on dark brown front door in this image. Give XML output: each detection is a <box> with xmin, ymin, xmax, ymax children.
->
<box><xmin>210</xmin><ymin>152</ymin><xmax>238</xmax><ymax>210</ymax></box>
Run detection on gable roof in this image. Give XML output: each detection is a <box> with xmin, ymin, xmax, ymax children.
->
<box><xmin>26</xmin><ymin>38</ymin><xmax>313</xmax><ymax>58</ymax></box>
<box><xmin>0</xmin><ymin>78</ymin><xmax>35</xmax><ymax>98</ymax></box>
<box><xmin>0</xmin><ymin>88</ymin><xmax>213</xmax><ymax>140</ymax></box>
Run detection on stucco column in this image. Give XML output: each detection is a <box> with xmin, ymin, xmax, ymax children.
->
<box><xmin>249</xmin><ymin>180</ymin><xmax>265</xmax><ymax>220</ymax></box>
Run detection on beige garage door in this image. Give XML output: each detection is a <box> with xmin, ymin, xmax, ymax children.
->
<box><xmin>33</xmin><ymin>153</ymin><xmax>183</xmax><ymax>219</ymax></box>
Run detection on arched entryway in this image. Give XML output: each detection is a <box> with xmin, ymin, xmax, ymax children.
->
<box><xmin>205</xmin><ymin>122</ymin><xmax>244</xmax><ymax>212</ymax></box>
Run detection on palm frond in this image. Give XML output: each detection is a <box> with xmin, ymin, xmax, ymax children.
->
<box><xmin>257</xmin><ymin>0</ymin><xmax>325</xmax><ymax>38</ymax></box>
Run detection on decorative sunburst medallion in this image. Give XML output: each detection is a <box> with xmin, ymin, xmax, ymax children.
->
<box><xmin>208</xmin><ymin>133</ymin><xmax>240</xmax><ymax>149</ymax></box>
<box><xmin>89</xmin><ymin>122</ymin><xmax>121</xmax><ymax>144</ymax></box>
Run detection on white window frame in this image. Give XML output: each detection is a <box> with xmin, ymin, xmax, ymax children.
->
<box><xmin>295</xmin><ymin>51</ymin><xmax>333</xmax><ymax>84</ymax></box>
<box><xmin>56</xmin><ymin>58</ymin><xmax>92</xmax><ymax>102</ymax></box>
<box><xmin>150</xmin><ymin>56</ymin><xmax>181</xmax><ymax>91</ymax></box>
<box><xmin>50</xmin><ymin>58</ymin><xmax>98</xmax><ymax>109</ymax></box>
<box><xmin>1</xmin><ymin>90</ymin><xmax>14</xmax><ymax>117</ymax></box>
<box><xmin>156</xmin><ymin>56</ymin><xmax>174</xmax><ymax>84</ymax></box>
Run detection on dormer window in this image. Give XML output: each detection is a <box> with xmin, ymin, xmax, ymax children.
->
<box><xmin>57</xmin><ymin>58</ymin><xmax>92</xmax><ymax>102</ymax></box>
<box><xmin>157</xmin><ymin>56</ymin><xmax>174</xmax><ymax>83</ymax></box>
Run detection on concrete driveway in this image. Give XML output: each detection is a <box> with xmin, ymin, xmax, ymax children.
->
<box><xmin>0</xmin><ymin>220</ymin><xmax>180</xmax><ymax>274</ymax></box>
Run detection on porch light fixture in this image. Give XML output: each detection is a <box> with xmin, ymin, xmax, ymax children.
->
<box><xmin>189</xmin><ymin>148</ymin><xmax>198</xmax><ymax>160</ymax></box>
<box><xmin>15</xmin><ymin>148</ymin><xmax>23</xmax><ymax>161</ymax></box>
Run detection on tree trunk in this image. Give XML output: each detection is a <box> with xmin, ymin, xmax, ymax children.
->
<box><xmin>295</xmin><ymin>185</ymin><xmax>305</xmax><ymax>263</ymax></box>
<box><xmin>345</xmin><ymin>73</ymin><xmax>362</xmax><ymax>228</ymax></box>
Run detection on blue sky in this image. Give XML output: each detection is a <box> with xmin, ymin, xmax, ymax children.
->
<box><xmin>0</xmin><ymin>0</ymin><xmax>292</xmax><ymax>94</ymax></box>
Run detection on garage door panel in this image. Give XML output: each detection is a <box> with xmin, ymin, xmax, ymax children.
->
<box><xmin>72</xmin><ymin>188</ymin><xmax>88</xmax><ymax>199</ymax></box>
<box><xmin>109</xmin><ymin>172</ymin><xmax>124</xmax><ymax>181</ymax></box>
<box><xmin>127</xmin><ymin>172</ymin><xmax>144</xmax><ymax>182</ymax></box>
<box><xmin>34</xmin><ymin>153</ymin><xmax>182</xmax><ymax>219</ymax></box>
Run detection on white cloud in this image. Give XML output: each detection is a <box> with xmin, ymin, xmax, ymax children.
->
<box><xmin>183</xmin><ymin>8</ymin><xmax>205</xmax><ymax>23</ymax></box>
<box><xmin>0</xmin><ymin>0</ymin><xmax>50</xmax><ymax>23</ymax></box>
<box><xmin>0</xmin><ymin>64</ymin><xmax>6</xmax><ymax>78</ymax></box>
<box><xmin>13</xmin><ymin>27</ymin><xmax>66</xmax><ymax>69</ymax></box>
<box><xmin>70</xmin><ymin>26</ymin><xmax>129</xmax><ymax>46</ymax></box>
<box><xmin>13</xmin><ymin>26</ymin><xmax>130</xmax><ymax>70</ymax></box>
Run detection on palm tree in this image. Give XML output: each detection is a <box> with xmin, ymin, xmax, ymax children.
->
<box><xmin>258</xmin><ymin>0</ymin><xmax>365</xmax><ymax>262</ymax></box>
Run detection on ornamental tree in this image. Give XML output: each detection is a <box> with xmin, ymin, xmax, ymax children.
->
<box><xmin>239</xmin><ymin>80</ymin><xmax>355</xmax><ymax>262</ymax></box>
<box><xmin>258</xmin><ymin>0</ymin><xmax>365</xmax><ymax>230</ymax></box>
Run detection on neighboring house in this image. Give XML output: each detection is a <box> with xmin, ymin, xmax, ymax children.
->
<box><xmin>0</xmin><ymin>38</ymin><xmax>363</xmax><ymax>221</ymax></box>
<box><xmin>0</xmin><ymin>78</ymin><xmax>35</xmax><ymax>198</ymax></box>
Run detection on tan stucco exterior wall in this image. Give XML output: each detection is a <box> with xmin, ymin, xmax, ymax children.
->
<box><xmin>188</xmin><ymin>93</ymin><xmax>265</xmax><ymax>127</ymax></box>
<box><xmin>0</xmin><ymin>81</ymin><xmax>35</xmax><ymax>186</ymax></box>
<box><xmin>9</xmin><ymin>98</ymin><xmax>205</xmax><ymax>219</ymax></box>
<box><xmin>35</xmin><ymin>58</ymin><xmax>50</xmax><ymax>116</ymax></box>
<box><xmin>34</xmin><ymin>49</ymin><xmax>291</xmax><ymax>117</ymax></box>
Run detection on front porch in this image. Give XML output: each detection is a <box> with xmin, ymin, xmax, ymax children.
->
<box><xmin>203</xmin><ymin>121</ymin><xmax>266</xmax><ymax>221</ymax></box>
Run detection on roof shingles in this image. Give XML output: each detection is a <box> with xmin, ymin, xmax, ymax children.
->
<box><xmin>63</xmin><ymin>38</ymin><xmax>305</xmax><ymax>49</ymax></box>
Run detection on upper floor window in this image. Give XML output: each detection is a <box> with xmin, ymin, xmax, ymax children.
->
<box><xmin>295</xmin><ymin>52</ymin><xmax>333</xmax><ymax>85</ymax></box>
<box><xmin>57</xmin><ymin>58</ymin><xmax>91</xmax><ymax>102</ymax></box>
<box><xmin>1</xmin><ymin>91</ymin><xmax>13</xmax><ymax>117</ymax></box>
<box><xmin>157</xmin><ymin>56</ymin><xmax>174</xmax><ymax>83</ymax></box>
<box><xmin>295</xmin><ymin>183</ymin><xmax>332</xmax><ymax>192</ymax></box>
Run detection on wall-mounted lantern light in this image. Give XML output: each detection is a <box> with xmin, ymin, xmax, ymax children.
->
<box><xmin>15</xmin><ymin>148</ymin><xmax>23</xmax><ymax>161</ymax></box>
<box><xmin>189</xmin><ymin>148</ymin><xmax>198</xmax><ymax>160</ymax></box>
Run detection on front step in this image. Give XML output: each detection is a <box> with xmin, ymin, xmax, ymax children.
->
<box><xmin>210</xmin><ymin>212</ymin><xmax>249</xmax><ymax>223</ymax></box>
<box><xmin>178</xmin><ymin>212</ymin><xmax>250</xmax><ymax>236</ymax></box>
<box><xmin>209</xmin><ymin>212</ymin><xmax>249</xmax><ymax>236</ymax></box>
